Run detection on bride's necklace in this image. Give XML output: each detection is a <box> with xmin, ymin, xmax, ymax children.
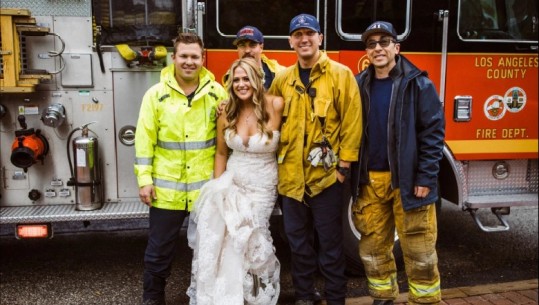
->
<box><xmin>244</xmin><ymin>110</ymin><xmax>255</xmax><ymax>124</ymax></box>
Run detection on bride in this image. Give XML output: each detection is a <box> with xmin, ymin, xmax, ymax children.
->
<box><xmin>187</xmin><ymin>57</ymin><xmax>284</xmax><ymax>305</ymax></box>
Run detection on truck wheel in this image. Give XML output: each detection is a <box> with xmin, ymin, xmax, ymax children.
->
<box><xmin>342</xmin><ymin>196</ymin><xmax>403</xmax><ymax>276</ymax></box>
<box><xmin>435</xmin><ymin>181</ymin><xmax>442</xmax><ymax>216</ymax></box>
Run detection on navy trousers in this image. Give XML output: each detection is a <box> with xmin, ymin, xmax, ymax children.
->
<box><xmin>142</xmin><ymin>207</ymin><xmax>188</xmax><ymax>302</ymax></box>
<box><xmin>282</xmin><ymin>182</ymin><xmax>347</xmax><ymax>305</ymax></box>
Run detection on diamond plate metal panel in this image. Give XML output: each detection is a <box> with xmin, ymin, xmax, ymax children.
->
<box><xmin>467</xmin><ymin>160</ymin><xmax>538</xmax><ymax>196</ymax></box>
<box><xmin>0</xmin><ymin>0</ymin><xmax>91</xmax><ymax>17</ymax></box>
<box><xmin>528</xmin><ymin>160</ymin><xmax>539</xmax><ymax>193</ymax></box>
<box><xmin>0</xmin><ymin>201</ymin><xmax>149</xmax><ymax>224</ymax></box>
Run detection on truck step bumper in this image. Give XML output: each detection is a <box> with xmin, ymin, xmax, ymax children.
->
<box><xmin>0</xmin><ymin>201</ymin><xmax>149</xmax><ymax>224</ymax></box>
<box><xmin>465</xmin><ymin>193</ymin><xmax>538</xmax><ymax>209</ymax></box>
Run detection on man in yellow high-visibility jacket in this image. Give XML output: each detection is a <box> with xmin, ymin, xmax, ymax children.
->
<box><xmin>134</xmin><ymin>33</ymin><xmax>227</xmax><ymax>305</ymax></box>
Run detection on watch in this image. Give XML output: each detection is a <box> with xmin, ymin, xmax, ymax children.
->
<box><xmin>336</xmin><ymin>165</ymin><xmax>351</xmax><ymax>178</ymax></box>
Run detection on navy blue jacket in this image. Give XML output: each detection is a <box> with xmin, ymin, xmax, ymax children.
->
<box><xmin>351</xmin><ymin>55</ymin><xmax>445</xmax><ymax>211</ymax></box>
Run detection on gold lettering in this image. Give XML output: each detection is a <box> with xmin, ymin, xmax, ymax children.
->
<box><xmin>502</xmin><ymin>128</ymin><xmax>527</xmax><ymax>138</ymax></box>
<box><xmin>516</xmin><ymin>57</ymin><xmax>536</xmax><ymax>67</ymax></box>
<box><xmin>475</xmin><ymin>56</ymin><xmax>492</xmax><ymax>67</ymax></box>
<box><xmin>361</xmin><ymin>60</ymin><xmax>370</xmax><ymax>71</ymax></box>
<box><xmin>476</xmin><ymin>128</ymin><xmax>497</xmax><ymax>139</ymax></box>
<box><xmin>496</xmin><ymin>56</ymin><xmax>539</xmax><ymax>68</ymax></box>
<box><xmin>82</xmin><ymin>104</ymin><xmax>104</xmax><ymax>112</ymax></box>
<box><xmin>486</xmin><ymin>68</ymin><xmax>527</xmax><ymax>79</ymax></box>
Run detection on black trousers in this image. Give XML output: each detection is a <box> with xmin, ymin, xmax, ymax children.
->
<box><xmin>282</xmin><ymin>182</ymin><xmax>347</xmax><ymax>305</ymax></box>
<box><xmin>142</xmin><ymin>207</ymin><xmax>188</xmax><ymax>302</ymax></box>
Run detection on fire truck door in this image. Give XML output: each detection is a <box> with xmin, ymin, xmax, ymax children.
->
<box><xmin>113</xmin><ymin>69</ymin><xmax>160</xmax><ymax>198</ymax></box>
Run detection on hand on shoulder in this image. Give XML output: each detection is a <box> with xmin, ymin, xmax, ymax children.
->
<box><xmin>216</xmin><ymin>99</ymin><xmax>229</xmax><ymax>118</ymax></box>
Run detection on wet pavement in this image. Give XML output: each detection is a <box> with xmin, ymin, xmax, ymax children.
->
<box><xmin>343</xmin><ymin>279</ymin><xmax>538</xmax><ymax>305</ymax></box>
<box><xmin>0</xmin><ymin>204</ymin><xmax>536</xmax><ymax>304</ymax></box>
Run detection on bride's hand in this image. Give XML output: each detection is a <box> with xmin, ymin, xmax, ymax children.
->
<box><xmin>216</xmin><ymin>101</ymin><xmax>227</xmax><ymax>118</ymax></box>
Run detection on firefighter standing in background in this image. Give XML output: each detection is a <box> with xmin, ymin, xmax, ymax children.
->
<box><xmin>351</xmin><ymin>21</ymin><xmax>445</xmax><ymax>305</ymax></box>
<box><xmin>134</xmin><ymin>33</ymin><xmax>227</xmax><ymax>305</ymax></box>
<box><xmin>269</xmin><ymin>13</ymin><xmax>362</xmax><ymax>305</ymax></box>
<box><xmin>223</xmin><ymin>25</ymin><xmax>284</xmax><ymax>90</ymax></box>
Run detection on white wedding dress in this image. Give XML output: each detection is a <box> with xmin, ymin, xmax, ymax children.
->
<box><xmin>187</xmin><ymin>129</ymin><xmax>281</xmax><ymax>305</ymax></box>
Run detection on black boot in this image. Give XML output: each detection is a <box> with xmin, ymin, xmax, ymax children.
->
<box><xmin>142</xmin><ymin>298</ymin><xmax>166</xmax><ymax>305</ymax></box>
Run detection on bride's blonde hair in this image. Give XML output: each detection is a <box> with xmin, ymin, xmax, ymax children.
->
<box><xmin>224</xmin><ymin>57</ymin><xmax>273</xmax><ymax>141</ymax></box>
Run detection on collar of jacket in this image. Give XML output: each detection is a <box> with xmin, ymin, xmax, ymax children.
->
<box><xmin>261</xmin><ymin>54</ymin><xmax>285</xmax><ymax>73</ymax></box>
<box><xmin>286</xmin><ymin>51</ymin><xmax>330</xmax><ymax>87</ymax></box>
<box><xmin>389</xmin><ymin>55</ymin><xmax>426</xmax><ymax>80</ymax></box>
<box><xmin>159</xmin><ymin>64</ymin><xmax>216</xmax><ymax>94</ymax></box>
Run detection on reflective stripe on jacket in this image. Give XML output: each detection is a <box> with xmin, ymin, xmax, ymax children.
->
<box><xmin>134</xmin><ymin>64</ymin><xmax>227</xmax><ymax>211</ymax></box>
<box><xmin>269</xmin><ymin>51</ymin><xmax>362</xmax><ymax>201</ymax></box>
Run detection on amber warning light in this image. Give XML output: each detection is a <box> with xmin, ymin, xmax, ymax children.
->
<box><xmin>16</xmin><ymin>224</ymin><xmax>52</xmax><ymax>239</ymax></box>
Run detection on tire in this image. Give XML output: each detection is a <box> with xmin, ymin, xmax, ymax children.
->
<box><xmin>273</xmin><ymin>193</ymin><xmax>404</xmax><ymax>276</ymax></box>
<box><xmin>342</xmin><ymin>196</ymin><xmax>403</xmax><ymax>276</ymax></box>
<box><xmin>435</xmin><ymin>180</ymin><xmax>442</xmax><ymax>217</ymax></box>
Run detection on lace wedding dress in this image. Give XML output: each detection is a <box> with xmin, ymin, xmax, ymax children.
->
<box><xmin>187</xmin><ymin>129</ymin><xmax>281</xmax><ymax>305</ymax></box>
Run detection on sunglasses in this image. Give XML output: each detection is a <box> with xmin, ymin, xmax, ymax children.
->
<box><xmin>366</xmin><ymin>37</ymin><xmax>396</xmax><ymax>49</ymax></box>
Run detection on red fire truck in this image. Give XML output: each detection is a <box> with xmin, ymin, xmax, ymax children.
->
<box><xmin>1</xmin><ymin>0</ymin><xmax>537</xmax><ymax>273</ymax></box>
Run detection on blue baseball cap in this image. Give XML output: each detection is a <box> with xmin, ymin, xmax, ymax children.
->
<box><xmin>289</xmin><ymin>13</ymin><xmax>321</xmax><ymax>35</ymax></box>
<box><xmin>233</xmin><ymin>26</ymin><xmax>264</xmax><ymax>45</ymax></box>
<box><xmin>362</xmin><ymin>21</ymin><xmax>398</xmax><ymax>42</ymax></box>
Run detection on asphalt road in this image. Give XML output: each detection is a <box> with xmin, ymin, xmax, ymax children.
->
<box><xmin>0</xmin><ymin>203</ymin><xmax>537</xmax><ymax>305</ymax></box>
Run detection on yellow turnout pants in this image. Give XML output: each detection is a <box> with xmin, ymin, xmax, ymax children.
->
<box><xmin>352</xmin><ymin>171</ymin><xmax>441</xmax><ymax>304</ymax></box>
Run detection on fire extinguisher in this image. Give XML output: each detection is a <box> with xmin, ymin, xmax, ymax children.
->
<box><xmin>67</xmin><ymin>122</ymin><xmax>103</xmax><ymax>211</ymax></box>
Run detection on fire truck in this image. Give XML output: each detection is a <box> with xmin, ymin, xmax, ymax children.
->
<box><xmin>1</xmin><ymin>0</ymin><xmax>537</xmax><ymax>272</ymax></box>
